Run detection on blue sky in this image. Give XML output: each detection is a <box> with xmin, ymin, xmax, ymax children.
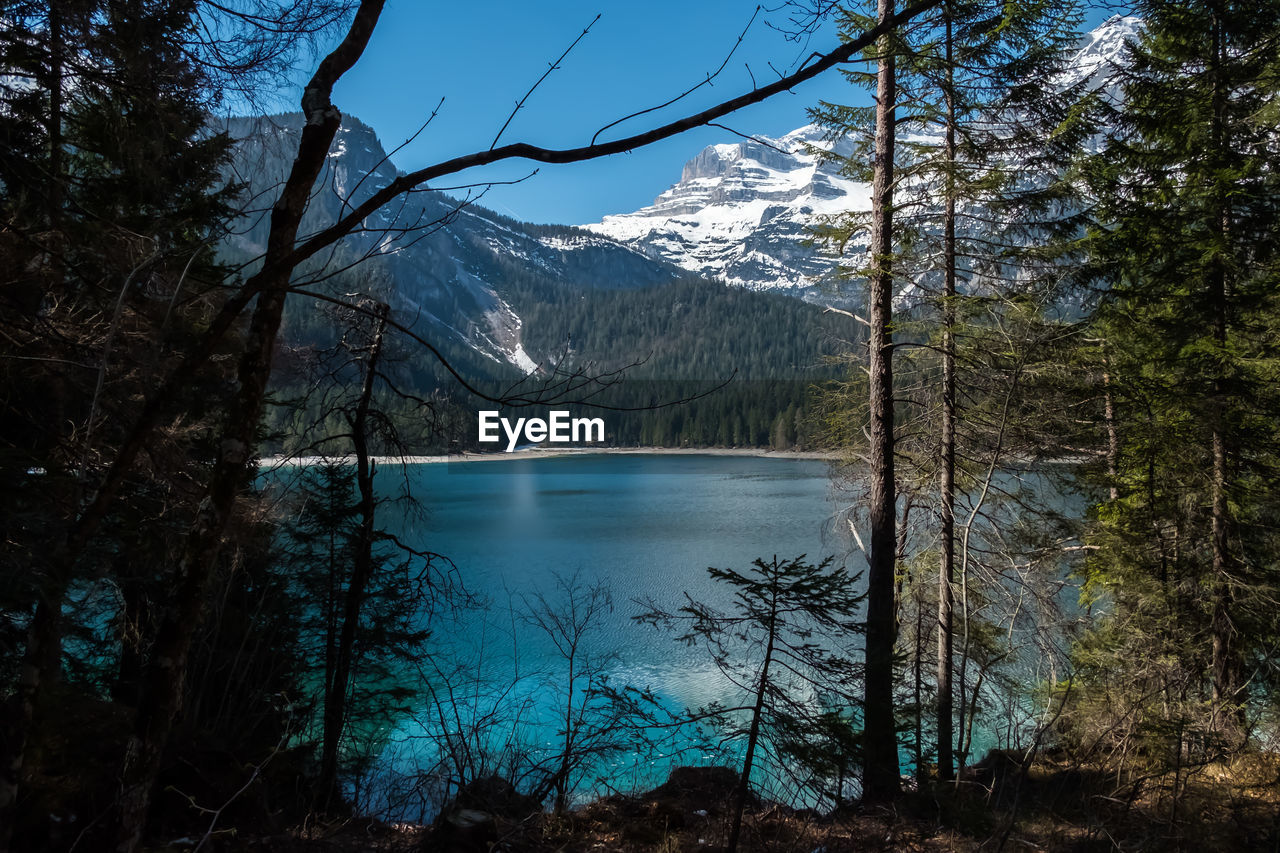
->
<box><xmin>321</xmin><ymin>1</ymin><xmax>856</xmax><ymax>225</ymax></box>
<box><xmin>268</xmin><ymin>2</ymin><xmax>1115</xmax><ymax>227</ymax></box>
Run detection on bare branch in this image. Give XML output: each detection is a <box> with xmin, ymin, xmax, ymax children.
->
<box><xmin>824</xmin><ymin>305</ymin><xmax>870</xmax><ymax>326</ymax></box>
<box><xmin>281</xmin><ymin>0</ymin><xmax>942</xmax><ymax>281</ymax></box>
<box><xmin>492</xmin><ymin>14</ymin><xmax>600</xmax><ymax>150</ymax></box>
<box><xmin>590</xmin><ymin>5</ymin><xmax>762</xmax><ymax>146</ymax></box>
<box><xmin>705</xmin><ymin>122</ymin><xmax>788</xmax><ymax>153</ymax></box>
<box><xmin>341</xmin><ymin>96</ymin><xmax>445</xmax><ymax>215</ymax></box>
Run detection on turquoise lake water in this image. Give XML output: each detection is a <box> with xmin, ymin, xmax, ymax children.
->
<box><xmin>279</xmin><ymin>452</ymin><xmax>1033</xmax><ymax>819</ymax></box>
<box><xmin>400</xmin><ymin>453</ymin><xmax>845</xmax><ymax>607</ymax></box>
<box><xmin>361</xmin><ymin>453</ymin><xmax>861</xmax><ymax>816</ymax></box>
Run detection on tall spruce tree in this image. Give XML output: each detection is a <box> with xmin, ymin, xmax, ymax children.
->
<box><xmin>1077</xmin><ymin>0</ymin><xmax>1280</xmax><ymax>744</ymax></box>
<box><xmin>863</xmin><ymin>0</ymin><xmax>901</xmax><ymax>800</ymax></box>
<box><xmin>0</xmin><ymin>1</ymin><xmax>240</xmax><ymax>840</ymax></box>
<box><xmin>810</xmin><ymin>0</ymin><xmax>1086</xmax><ymax>785</ymax></box>
<box><xmin>890</xmin><ymin>0</ymin><xmax>1084</xmax><ymax>781</ymax></box>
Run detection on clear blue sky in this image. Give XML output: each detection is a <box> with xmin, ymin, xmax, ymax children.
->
<box><xmin>320</xmin><ymin>1</ymin><xmax>856</xmax><ymax>225</ymax></box>
<box><xmin>269</xmin><ymin>2</ymin><xmax>1116</xmax><ymax>226</ymax></box>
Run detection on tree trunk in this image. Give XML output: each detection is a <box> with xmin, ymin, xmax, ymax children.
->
<box><xmin>112</xmin><ymin>565</ymin><xmax>147</xmax><ymax>707</ymax></box>
<box><xmin>936</xmin><ymin>4</ymin><xmax>957</xmax><ymax>785</ymax></box>
<box><xmin>1102</xmin><ymin>348</ymin><xmax>1119</xmax><ymax>501</ymax></box>
<box><xmin>109</xmin><ymin>6</ymin><xmax>387</xmax><ymax>849</ymax></box>
<box><xmin>46</xmin><ymin>0</ymin><xmax>65</xmax><ymax>257</ymax></box>
<box><xmin>1205</xmin><ymin>0</ymin><xmax>1241</xmax><ymax>733</ymax></box>
<box><xmin>1209</xmin><ymin>429</ymin><xmax>1239</xmax><ymax>725</ymax></box>
<box><xmin>726</xmin><ymin>586</ymin><xmax>778</xmax><ymax>853</ymax></box>
<box><xmin>913</xmin><ymin>586</ymin><xmax>925</xmax><ymax>788</ymax></box>
<box><xmin>862</xmin><ymin>0</ymin><xmax>900</xmax><ymax>804</ymax></box>
<box><xmin>553</xmin><ymin>649</ymin><xmax>576</xmax><ymax>816</ymax></box>
<box><xmin>317</xmin><ymin>303</ymin><xmax>388</xmax><ymax>810</ymax></box>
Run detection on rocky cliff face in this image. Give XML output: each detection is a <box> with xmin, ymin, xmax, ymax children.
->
<box><xmin>221</xmin><ymin>114</ymin><xmax>681</xmax><ymax>375</ymax></box>
<box><xmin>583</xmin><ymin>15</ymin><xmax>1142</xmax><ymax>294</ymax></box>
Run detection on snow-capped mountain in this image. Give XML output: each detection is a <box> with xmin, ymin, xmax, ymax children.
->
<box><xmin>587</xmin><ymin>125</ymin><xmax>864</xmax><ymax>294</ymax></box>
<box><xmin>583</xmin><ymin>15</ymin><xmax>1141</xmax><ymax>294</ymax></box>
<box><xmin>1065</xmin><ymin>14</ymin><xmax>1141</xmax><ymax>93</ymax></box>
<box><xmin>219</xmin><ymin>16</ymin><xmax>1141</xmax><ymax>377</ymax></box>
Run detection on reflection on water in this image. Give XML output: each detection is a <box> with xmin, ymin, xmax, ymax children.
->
<box><xmin>364</xmin><ymin>455</ymin><xmax>853</xmax><ymax>816</ymax></box>
<box><xmin>345</xmin><ymin>454</ymin><xmax>1038</xmax><ymax>819</ymax></box>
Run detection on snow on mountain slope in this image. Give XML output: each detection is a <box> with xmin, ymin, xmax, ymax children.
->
<box><xmin>586</xmin><ymin>125</ymin><xmax>863</xmax><ymax>293</ymax></box>
<box><xmin>584</xmin><ymin>15</ymin><xmax>1141</xmax><ymax>294</ymax></box>
<box><xmin>224</xmin><ymin>114</ymin><xmax>681</xmax><ymax>373</ymax></box>
<box><xmin>1063</xmin><ymin>14</ymin><xmax>1141</xmax><ymax>93</ymax></box>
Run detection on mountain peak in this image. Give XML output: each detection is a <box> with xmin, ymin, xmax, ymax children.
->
<box><xmin>584</xmin><ymin>124</ymin><xmax>864</xmax><ymax>292</ymax></box>
<box><xmin>1065</xmin><ymin>14</ymin><xmax>1142</xmax><ymax>90</ymax></box>
<box><xmin>223</xmin><ymin>112</ymin><xmax>683</xmax><ymax>375</ymax></box>
<box><xmin>583</xmin><ymin>16</ymin><xmax>1137</xmax><ymax>293</ymax></box>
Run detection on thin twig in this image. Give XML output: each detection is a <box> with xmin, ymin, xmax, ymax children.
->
<box><xmin>590</xmin><ymin>5</ymin><xmax>762</xmax><ymax>145</ymax></box>
<box><xmin>492</xmin><ymin>15</ymin><xmax>601</xmax><ymax>150</ymax></box>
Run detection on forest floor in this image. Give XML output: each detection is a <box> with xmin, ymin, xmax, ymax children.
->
<box><xmin>189</xmin><ymin>749</ymin><xmax>1280</xmax><ymax>853</ymax></box>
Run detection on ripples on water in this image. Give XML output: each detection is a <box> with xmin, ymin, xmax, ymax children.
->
<box><xmin>362</xmin><ymin>454</ymin><xmax>853</xmax><ymax>817</ymax></box>
<box><xmin>327</xmin><ymin>454</ymin><xmax>1042</xmax><ymax>819</ymax></box>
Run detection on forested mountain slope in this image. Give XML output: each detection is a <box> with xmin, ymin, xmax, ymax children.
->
<box><xmin>220</xmin><ymin>116</ymin><xmax>848</xmax><ymax>449</ymax></box>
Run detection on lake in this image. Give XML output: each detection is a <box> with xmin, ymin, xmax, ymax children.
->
<box><xmin>402</xmin><ymin>452</ymin><xmax>845</xmax><ymax>605</ymax></box>
<box><xmin>303</xmin><ymin>452</ymin><xmax>1026</xmax><ymax>819</ymax></box>
<box><xmin>353</xmin><ymin>453</ymin><xmax>861</xmax><ymax>816</ymax></box>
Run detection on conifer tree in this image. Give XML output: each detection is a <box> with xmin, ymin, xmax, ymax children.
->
<box><xmin>850</xmin><ymin>0</ymin><xmax>903</xmax><ymax>801</ymax></box>
<box><xmin>0</xmin><ymin>1</ymin><xmax>240</xmax><ymax>836</ymax></box>
<box><xmin>637</xmin><ymin>556</ymin><xmax>865</xmax><ymax>852</ymax></box>
<box><xmin>900</xmin><ymin>0</ymin><xmax>1085</xmax><ymax>782</ymax></box>
<box><xmin>1077</xmin><ymin>0</ymin><xmax>1280</xmax><ymax>743</ymax></box>
<box><xmin>809</xmin><ymin>0</ymin><xmax>1086</xmax><ymax>784</ymax></box>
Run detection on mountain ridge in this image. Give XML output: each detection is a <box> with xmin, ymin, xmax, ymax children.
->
<box><xmin>581</xmin><ymin>15</ymin><xmax>1142</xmax><ymax>293</ymax></box>
<box><xmin>221</xmin><ymin>112</ymin><xmax>687</xmax><ymax>377</ymax></box>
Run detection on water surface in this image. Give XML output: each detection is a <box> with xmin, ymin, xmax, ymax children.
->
<box><xmin>373</xmin><ymin>453</ymin><xmax>857</xmax><ymax>812</ymax></box>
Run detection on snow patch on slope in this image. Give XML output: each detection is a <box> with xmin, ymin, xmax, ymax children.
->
<box><xmin>584</xmin><ymin>125</ymin><xmax>865</xmax><ymax>291</ymax></box>
<box><xmin>508</xmin><ymin>344</ymin><xmax>539</xmax><ymax>376</ymax></box>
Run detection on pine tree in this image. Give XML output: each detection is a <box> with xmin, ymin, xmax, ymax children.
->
<box><xmin>0</xmin><ymin>1</ymin><xmax>240</xmax><ymax>837</ymax></box>
<box><xmin>637</xmin><ymin>556</ymin><xmax>865</xmax><ymax>852</ymax></box>
<box><xmin>900</xmin><ymin>0</ymin><xmax>1085</xmax><ymax>783</ymax></box>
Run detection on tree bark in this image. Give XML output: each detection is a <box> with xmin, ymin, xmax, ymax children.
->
<box><xmin>936</xmin><ymin>4</ymin><xmax>956</xmax><ymax>785</ymax></box>
<box><xmin>862</xmin><ymin>0</ymin><xmax>901</xmax><ymax>803</ymax></box>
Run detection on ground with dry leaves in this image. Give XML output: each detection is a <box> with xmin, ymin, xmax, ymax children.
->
<box><xmin>184</xmin><ymin>748</ymin><xmax>1280</xmax><ymax>853</ymax></box>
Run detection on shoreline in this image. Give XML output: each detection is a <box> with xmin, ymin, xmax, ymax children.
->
<box><xmin>259</xmin><ymin>446</ymin><xmax>840</xmax><ymax>468</ymax></box>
